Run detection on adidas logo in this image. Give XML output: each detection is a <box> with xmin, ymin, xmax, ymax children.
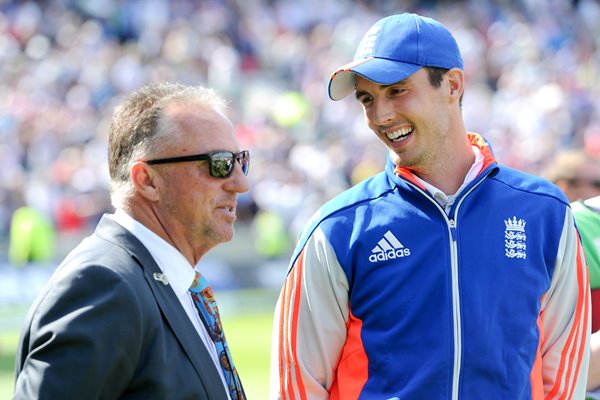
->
<box><xmin>369</xmin><ymin>230</ymin><xmax>411</xmax><ymax>263</ymax></box>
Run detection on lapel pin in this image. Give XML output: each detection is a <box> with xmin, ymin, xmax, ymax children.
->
<box><xmin>153</xmin><ymin>272</ymin><xmax>169</xmax><ymax>285</ymax></box>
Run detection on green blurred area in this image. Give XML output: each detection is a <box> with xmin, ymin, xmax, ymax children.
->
<box><xmin>0</xmin><ymin>290</ymin><xmax>276</xmax><ymax>400</ymax></box>
<box><xmin>8</xmin><ymin>207</ymin><xmax>56</xmax><ymax>267</ymax></box>
<box><xmin>0</xmin><ymin>324</ymin><xmax>20</xmax><ymax>400</ymax></box>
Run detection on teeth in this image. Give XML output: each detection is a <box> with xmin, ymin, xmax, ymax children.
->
<box><xmin>386</xmin><ymin>126</ymin><xmax>413</xmax><ymax>141</ymax></box>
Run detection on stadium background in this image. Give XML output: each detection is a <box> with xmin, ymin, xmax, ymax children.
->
<box><xmin>1</xmin><ymin>0</ymin><xmax>600</xmax><ymax>398</ymax></box>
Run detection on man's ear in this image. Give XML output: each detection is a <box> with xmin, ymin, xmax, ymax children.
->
<box><xmin>130</xmin><ymin>161</ymin><xmax>160</xmax><ymax>201</ymax></box>
<box><xmin>446</xmin><ymin>68</ymin><xmax>464</xmax><ymax>100</ymax></box>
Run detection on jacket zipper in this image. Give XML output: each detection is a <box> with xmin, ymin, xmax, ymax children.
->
<box><xmin>448</xmin><ymin>218</ymin><xmax>461</xmax><ymax>400</ymax></box>
<box><xmin>447</xmin><ymin>178</ymin><xmax>489</xmax><ymax>400</ymax></box>
<box><xmin>402</xmin><ymin>171</ymin><xmax>491</xmax><ymax>400</ymax></box>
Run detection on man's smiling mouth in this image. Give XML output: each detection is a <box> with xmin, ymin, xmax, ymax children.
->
<box><xmin>386</xmin><ymin>126</ymin><xmax>414</xmax><ymax>142</ymax></box>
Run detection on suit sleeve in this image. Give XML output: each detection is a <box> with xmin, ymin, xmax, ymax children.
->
<box><xmin>270</xmin><ymin>228</ymin><xmax>349</xmax><ymax>400</ymax></box>
<box><xmin>539</xmin><ymin>208</ymin><xmax>591</xmax><ymax>399</ymax></box>
<box><xmin>14</xmin><ymin>264</ymin><xmax>145</xmax><ymax>399</ymax></box>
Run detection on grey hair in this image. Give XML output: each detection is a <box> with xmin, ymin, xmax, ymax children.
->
<box><xmin>107</xmin><ymin>82</ymin><xmax>227</xmax><ymax>209</ymax></box>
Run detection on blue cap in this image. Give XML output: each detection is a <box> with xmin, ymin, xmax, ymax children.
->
<box><xmin>328</xmin><ymin>13</ymin><xmax>464</xmax><ymax>101</ymax></box>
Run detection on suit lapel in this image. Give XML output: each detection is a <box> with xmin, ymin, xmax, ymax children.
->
<box><xmin>95</xmin><ymin>215</ymin><xmax>228</xmax><ymax>398</ymax></box>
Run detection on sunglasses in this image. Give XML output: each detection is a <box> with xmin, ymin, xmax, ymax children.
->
<box><xmin>145</xmin><ymin>150</ymin><xmax>250</xmax><ymax>178</ymax></box>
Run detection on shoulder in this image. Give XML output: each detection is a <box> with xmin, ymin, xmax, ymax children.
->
<box><xmin>55</xmin><ymin>234</ymin><xmax>142</xmax><ymax>289</ymax></box>
<box><xmin>61</xmin><ymin>214</ymin><xmax>156</xmax><ymax>282</ymax></box>
<box><xmin>42</xmin><ymin>239</ymin><xmax>145</xmax><ymax>309</ymax></box>
<box><xmin>302</xmin><ymin>171</ymin><xmax>394</xmax><ymax>231</ymax></box>
<box><xmin>489</xmin><ymin>164</ymin><xmax>569</xmax><ymax>206</ymax></box>
<box><xmin>30</xmin><ymin>219</ymin><xmax>154</xmax><ymax>321</ymax></box>
<box><xmin>288</xmin><ymin>171</ymin><xmax>396</xmax><ymax>264</ymax></box>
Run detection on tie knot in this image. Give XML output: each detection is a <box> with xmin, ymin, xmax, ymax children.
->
<box><xmin>189</xmin><ymin>271</ymin><xmax>210</xmax><ymax>294</ymax></box>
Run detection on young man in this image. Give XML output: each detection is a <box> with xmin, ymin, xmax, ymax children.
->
<box><xmin>271</xmin><ymin>13</ymin><xmax>590</xmax><ymax>399</ymax></box>
<box><xmin>14</xmin><ymin>82</ymin><xmax>249</xmax><ymax>399</ymax></box>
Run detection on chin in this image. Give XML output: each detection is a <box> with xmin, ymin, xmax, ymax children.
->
<box><xmin>203</xmin><ymin>224</ymin><xmax>235</xmax><ymax>245</ymax></box>
<box><xmin>218</xmin><ymin>226</ymin><xmax>235</xmax><ymax>243</ymax></box>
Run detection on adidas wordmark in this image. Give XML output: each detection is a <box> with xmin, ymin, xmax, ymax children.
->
<box><xmin>369</xmin><ymin>230</ymin><xmax>411</xmax><ymax>263</ymax></box>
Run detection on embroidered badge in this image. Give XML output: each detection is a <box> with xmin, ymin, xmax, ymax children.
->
<box><xmin>504</xmin><ymin>216</ymin><xmax>527</xmax><ymax>259</ymax></box>
<box><xmin>355</xmin><ymin>25</ymin><xmax>381</xmax><ymax>58</ymax></box>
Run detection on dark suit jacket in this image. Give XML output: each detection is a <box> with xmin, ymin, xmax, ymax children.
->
<box><xmin>14</xmin><ymin>215</ymin><xmax>231</xmax><ymax>399</ymax></box>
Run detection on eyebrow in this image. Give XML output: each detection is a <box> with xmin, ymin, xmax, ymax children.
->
<box><xmin>354</xmin><ymin>79</ymin><xmax>411</xmax><ymax>100</ymax></box>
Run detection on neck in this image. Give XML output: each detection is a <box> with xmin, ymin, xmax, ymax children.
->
<box><xmin>124</xmin><ymin>199</ymin><xmax>210</xmax><ymax>266</ymax></box>
<box><xmin>412</xmin><ymin>134</ymin><xmax>475</xmax><ymax>195</ymax></box>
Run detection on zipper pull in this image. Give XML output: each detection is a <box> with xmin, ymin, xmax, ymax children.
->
<box><xmin>449</xmin><ymin>219</ymin><xmax>457</xmax><ymax>241</ymax></box>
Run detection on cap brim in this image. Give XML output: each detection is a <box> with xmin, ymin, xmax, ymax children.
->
<box><xmin>328</xmin><ymin>58</ymin><xmax>422</xmax><ymax>100</ymax></box>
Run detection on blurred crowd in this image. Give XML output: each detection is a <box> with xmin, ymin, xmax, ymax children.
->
<box><xmin>2</xmin><ymin>0</ymin><xmax>600</xmax><ymax>265</ymax></box>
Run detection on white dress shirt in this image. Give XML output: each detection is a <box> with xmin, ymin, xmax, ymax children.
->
<box><xmin>111</xmin><ymin>209</ymin><xmax>230</xmax><ymax>397</ymax></box>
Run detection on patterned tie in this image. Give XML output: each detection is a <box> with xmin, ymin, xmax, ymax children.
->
<box><xmin>189</xmin><ymin>272</ymin><xmax>245</xmax><ymax>400</ymax></box>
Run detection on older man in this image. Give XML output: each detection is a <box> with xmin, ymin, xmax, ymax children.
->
<box><xmin>15</xmin><ymin>82</ymin><xmax>249</xmax><ymax>399</ymax></box>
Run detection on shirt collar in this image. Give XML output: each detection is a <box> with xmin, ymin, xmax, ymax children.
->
<box><xmin>111</xmin><ymin>209</ymin><xmax>196</xmax><ymax>295</ymax></box>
